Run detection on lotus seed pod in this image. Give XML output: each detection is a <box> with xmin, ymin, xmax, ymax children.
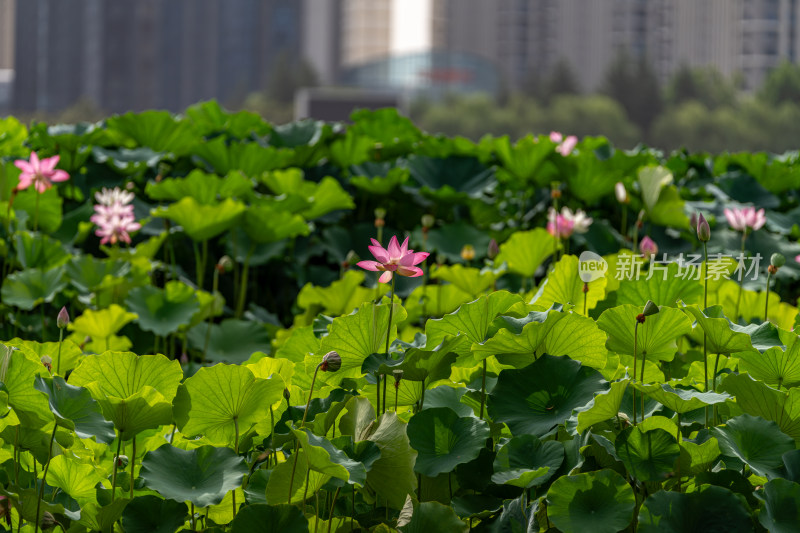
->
<box><xmin>643</xmin><ymin>300</ymin><xmax>659</xmax><ymax>317</ymax></box>
<box><xmin>460</xmin><ymin>244</ymin><xmax>475</xmax><ymax>261</ymax></box>
<box><xmin>771</xmin><ymin>253</ymin><xmax>785</xmax><ymax>267</ymax></box>
<box><xmin>321</xmin><ymin>351</ymin><xmax>341</xmax><ymax>372</ymax></box>
<box><xmin>421</xmin><ymin>214</ymin><xmax>435</xmax><ymax>228</ymax></box>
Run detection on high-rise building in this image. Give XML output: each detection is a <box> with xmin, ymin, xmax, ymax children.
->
<box><xmin>11</xmin><ymin>0</ymin><xmax>303</xmax><ymax>113</ymax></box>
<box><xmin>0</xmin><ymin>0</ymin><xmax>14</xmax><ymax>70</ymax></box>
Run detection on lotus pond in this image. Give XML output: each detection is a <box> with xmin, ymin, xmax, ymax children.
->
<box><xmin>1</xmin><ymin>103</ymin><xmax>800</xmax><ymax>532</ymax></box>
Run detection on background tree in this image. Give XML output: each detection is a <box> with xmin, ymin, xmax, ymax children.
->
<box><xmin>602</xmin><ymin>49</ymin><xmax>663</xmax><ymax>135</ymax></box>
<box><xmin>759</xmin><ymin>61</ymin><xmax>800</xmax><ymax>106</ymax></box>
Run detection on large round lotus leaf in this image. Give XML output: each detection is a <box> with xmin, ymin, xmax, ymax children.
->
<box><xmin>634</xmin><ymin>382</ymin><xmax>731</xmax><ymax>414</ymax></box>
<box><xmin>546</xmin><ymin>469</ymin><xmax>635</xmax><ymax>533</ymax></box>
<box><xmin>597</xmin><ymin>304</ymin><xmax>693</xmax><ymax>362</ymax></box>
<box><xmin>497</xmin><ymin>228</ymin><xmax>555</xmax><ymax>278</ymax></box>
<box><xmin>638</xmin><ymin>485</ymin><xmax>752</xmax><ymax>533</ymax></box>
<box><xmin>229</xmin><ymin>503</ymin><xmax>309</xmax><ymax>533</ymax></box>
<box><xmin>121</xmin><ymin>495</ymin><xmax>188</xmax><ymax>533</ymax></box>
<box><xmin>33</xmin><ymin>376</ymin><xmax>115</xmax><ymax>443</ymax></box>
<box><xmin>125</xmin><ymin>281</ymin><xmax>200</xmax><ymax>337</ymax></box>
<box><xmin>0</xmin><ymin>265</ymin><xmax>67</xmax><ymax>310</ymax></box>
<box><xmin>755</xmin><ymin>478</ymin><xmax>800</xmax><ymax>533</ymax></box>
<box><xmin>139</xmin><ymin>444</ymin><xmax>248</xmax><ymax>508</ymax></box>
<box><xmin>152</xmin><ymin>196</ymin><xmax>246</xmax><ymax>241</ymax></box>
<box><xmin>738</xmin><ymin>340</ymin><xmax>800</xmax><ymax>389</ymax></box>
<box><xmin>1</xmin><ymin>348</ymin><xmax>53</xmax><ymax>428</ymax></box>
<box><xmin>711</xmin><ymin>413</ymin><xmax>795</xmax><ymax>479</ymax></box>
<box><xmin>615</xmin><ymin>427</ymin><xmax>679</xmax><ymax>482</ymax></box>
<box><xmin>784</xmin><ymin>449</ymin><xmax>800</xmax><ymax>482</ymax></box>
<box><xmin>187</xmin><ymin>318</ymin><xmax>271</xmax><ymax>363</ymax></box>
<box><xmin>173</xmin><ymin>363</ymin><xmax>283</xmax><ymax>445</ymax></box>
<box><xmin>406</xmin><ymin>407</ymin><xmax>489</xmax><ymax>477</ymax></box>
<box><xmin>487</xmin><ymin>354</ymin><xmax>609</xmax><ymax>437</ymax></box>
<box><xmin>68</xmin><ymin>304</ymin><xmax>138</xmax><ymax>341</ymax></box>
<box><xmin>719</xmin><ymin>373</ymin><xmax>800</xmax><ymax>442</ymax></box>
<box><xmin>46</xmin><ymin>454</ymin><xmax>106</xmax><ymax>506</ymax></box>
<box><xmin>398</xmin><ymin>499</ymin><xmax>469</xmax><ymax>533</ymax></box>
<box><xmin>424</xmin><ymin>290</ymin><xmax>522</xmax><ymax>347</ymax></box>
<box><xmin>491</xmin><ymin>434</ymin><xmax>564</xmax><ymax>488</ymax></box>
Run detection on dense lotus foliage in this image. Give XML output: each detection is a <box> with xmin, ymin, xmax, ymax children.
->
<box><xmin>0</xmin><ymin>102</ymin><xmax>799</xmax><ymax>531</ymax></box>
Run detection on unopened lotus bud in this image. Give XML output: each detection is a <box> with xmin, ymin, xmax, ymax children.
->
<box><xmin>57</xmin><ymin>307</ymin><xmax>69</xmax><ymax>329</ymax></box>
<box><xmin>643</xmin><ymin>300</ymin><xmax>659</xmax><ymax>317</ymax></box>
<box><xmin>697</xmin><ymin>213</ymin><xmax>710</xmax><ymax>242</ymax></box>
<box><xmin>421</xmin><ymin>214</ymin><xmax>435</xmax><ymax>229</ymax></box>
<box><xmin>771</xmin><ymin>253</ymin><xmax>785</xmax><ymax>268</ymax></box>
<box><xmin>283</xmin><ymin>388</ymin><xmax>291</xmax><ymax>402</ymax></box>
<box><xmin>640</xmin><ymin>236</ymin><xmax>658</xmax><ymax>257</ymax></box>
<box><xmin>393</xmin><ymin>369</ymin><xmax>403</xmax><ymax>389</ymax></box>
<box><xmin>487</xmin><ymin>239</ymin><xmax>499</xmax><ymax>260</ymax></box>
<box><xmin>41</xmin><ymin>356</ymin><xmax>52</xmax><ymax>373</ymax></box>
<box><xmin>216</xmin><ymin>255</ymin><xmax>233</xmax><ymax>273</ymax></box>
<box><xmin>40</xmin><ymin>511</ymin><xmax>57</xmax><ymax>530</ymax></box>
<box><xmin>115</xmin><ymin>455</ymin><xmax>129</xmax><ymax>468</ymax></box>
<box><xmin>460</xmin><ymin>244</ymin><xmax>475</xmax><ymax>262</ymax></box>
<box><xmin>615</xmin><ymin>182</ymin><xmax>628</xmax><ymax>204</ymax></box>
<box><xmin>180</xmin><ymin>352</ymin><xmax>189</xmax><ymax>365</ymax></box>
<box><xmin>321</xmin><ymin>351</ymin><xmax>341</xmax><ymax>372</ymax></box>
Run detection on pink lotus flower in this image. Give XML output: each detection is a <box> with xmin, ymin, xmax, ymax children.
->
<box><xmin>550</xmin><ymin>131</ymin><xmax>578</xmax><ymax>156</ymax></box>
<box><xmin>795</xmin><ymin>254</ymin><xmax>800</xmax><ymax>264</ymax></box>
<box><xmin>640</xmin><ymin>236</ymin><xmax>658</xmax><ymax>256</ymax></box>
<box><xmin>547</xmin><ymin>207</ymin><xmax>592</xmax><ymax>239</ymax></box>
<box><xmin>13</xmin><ymin>152</ymin><xmax>69</xmax><ymax>193</ymax></box>
<box><xmin>357</xmin><ymin>235</ymin><xmax>429</xmax><ymax>283</ymax></box>
<box><xmin>724</xmin><ymin>207</ymin><xmax>766</xmax><ymax>232</ymax></box>
<box><xmin>90</xmin><ymin>187</ymin><xmax>141</xmax><ymax>245</ymax></box>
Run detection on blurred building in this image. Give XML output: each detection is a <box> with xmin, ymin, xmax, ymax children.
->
<box><xmin>11</xmin><ymin>0</ymin><xmax>302</xmax><ymax>114</ymax></box>
<box><xmin>0</xmin><ymin>0</ymin><xmax>13</xmax><ymax>112</ymax></box>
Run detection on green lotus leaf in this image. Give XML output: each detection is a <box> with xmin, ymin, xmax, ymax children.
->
<box><xmin>153</xmin><ymin>196</ymin><xmax>245</xmax><ymax>241</ymax></box>
<box><xmin>140</xmin><ymin>444</ymin><xmax>248</xmax><ymax>508</ymax></box>
<box><xmin>637</xmin><ymin>485</ymin><xmax>752</xmax><ymax>533</ymax></box>
<box><xmin>407</xmin><ymin>407</ymin><xmax>489</xmax><ymax>477</ymax></box>
<box><xmin>615</xmin><ymin>427</ymin><xmax>680</xmax><ymax>482</ymax></box>
<box><xmin>494</xmin><ymin>134</ymin><xmax>554</xmax><ymax>185</ymax></box>
<box><xmin>265</xmin><ymin>450</ymin><xmax>329</xmax><ymax>504</ymax></box>
<box><xmin>242</xmin><ymin>202</ymin><xmax>309</xmax><ymax>244</ymax></box>
<box><xmin>13</xmin><ymin>231</ymin><xmax>70</xmax><ymax>270</ymax></box>
<box><xmin>755</xmin><ymin>478</ymin><xmax>800</xmax><ymax>533</ymax></box>
<box><xmin>0</xmin><ymin>265</ymin><xmax>66</xmax><ymax>310</ymax></box>
<box><xmin>261</xmin><ymin>169</ymin><xmax>354</xmax><ymax>219</ymax></box>
<box><xmin>634</xmin><ymin>383</ymin><xmax>731</xmax><ymax>414</ymax></box>
<box><xmin>290</xmin><ymin>427</ymin><xmax>367</xmax><ymax>486</ymax></box>
<box><xmin>107</xmin><ymin>110</ymin><xmax>198</xmax><ymax>154</ymax></box>
<box><xmin>423</xmin><ymin>222</ymin><xmax>492</xmax><ymax>263</ymax></box>
<box><xmin>496</xmin><ymin>228</ymin><xmax>555</xmax><ymax>278</ymax></box>
<box><xmin>430</xmin><ymin>264</ymin><xmax>501</xmax><ymax>298</ymax></box>
<box><xmin>638</xmin><ymin>165</ymin><xmax>673</xmax><ymax>212</ymax></box>
<box><xmin>382</xmin><ymin>335</ymin><xmax>465</xmax><ymax>383</ymax></box>
<box><xmin>187</xmin><ymin>318</ymin><xmax>271</xmax><ymax>363</ymax></box>
<box><xmin>364</xmin><ymin>412</ymin><xmax>418</xmax><ymax>509</ymax></box>
<box><xmin>422</xmin><ymin>386</ymin><xmax>474</xmax><ymax>418</ymax></box>
<box><xmin>145</xmin><ymin>169</ymin><xmax>252</xmax><ymax>204</ymax></box>
<box><xmin>297</xmin><ymin>270</ymin><xmax>389</xmax><ymax>317</ymax></box>
<box><xmin>681</xmin><ymin>305</ymin><xmax>756</xmax><ymax>355</ymax></box>
<box><xmin>679</xmin><ymin>430</ymin><xmax>721</xmax><ymax>474</ymax></box>
<box><xmin>0</xmin><ymin>484</ymin><xmax>77</xmax><ymax>526</ymax></box>
<box><xmin>11</xmin><ymin>186</ymin><xmax>63</xmax><ymax>233</ymax></box>
<box><xmin>451</xmin><ymin>494</ymin><xmax>504</xmax><ymax>519</ymax></box>
<box><xmin>720</xmin><ymin>373</ymin><xmax>800</xmax><ymax>442</ymax></box>
<box><xmin>70</xmin><ymin>351</ymin><xmax>181</xmax><ymax>402</ymax></box>
<box><xmin>785</xmin><ymin>449</ymin><xmax>800</xmax><ymax>482</ymax></box>
<box><xmin>126</xmin><ymin>281</ymin><xmax>200</xmax><ymax>337</ymax></box>
<box><xmin>338</xmin><ymin>396</ymin><xmax>377</xmax><ymax>441</ymax></box>
<box><xmin>192</xmin><ymin>136</ymin><xmax>292</xmax><ymax>176</ymax></box>
<box><xmin>229</xmin><ymin>503</ymin><xmax>309</xmax><ymax>533</ymax></box>
<box><xmin>99</xmin><ymin>387</ymin><xmax>174</xmax><ymax>439</ymax></box>
<box><xmin>121</xmin><ymin>495</ymin><xmax>188</xmax><ymax>533</ymax></box>
<box><xmin>491</xmin><ymin>434</ymin><xmax>564</xmax><ymax>488</ymax></box>
<box><xmin>174</xmin><ymin>364</ymin><xmax>283</xmax><ymax>445</ymax></box>
<box><xmin>349</xmin><ymin>164</ymin><xmax>409</xmax><ymax>194</ymax></box>
<box><xmin>316</xmin><ymin>301</ymin><xmax>407</xmax><ymax>384</ymax></box>
<box><xmin>598</xmin><ymin>304</ymin><xmax>692</xmax><ymax>362</ymax></box>
<box><xmin>487</xmin><ymin>354</ymin><xmax>609</xmax><ymax>437</ymax></box>
<box><xmin>536</xmin><ymin>312</ymin><xmax>609</xmax><ymax>369</ymax></box>
<box><xmin>404</xmin><ymin>283</ymin><xmax>474</xmax><ymax>323</ymax></box>
<box><xmin>533</xmin><ymin>255</ymin><xmax>607</xmax><ymax>314</ymax></box>
<box><xmin>68</xmin><ymin>304</ymin><xmax>138</xmax><ymax>343</ymax></box>
<box><xmin>0</xmin><ymin>116</ymin><xmax>28</xmax><ymax>156</ymax></box>
<box><xmin>406</xmin><ymin>154</ymin><xmax>494</xmax><ymax>199</ymax></box>
<box><xmin>46</xmin><ymin>453</ymin><xmax>105</xmax><ymax>506</ymax></box>
<box><xmin>615</xmin><ymin>262</ymin><xmax>703</xmax><ymax>307</ymax></box>
<box><xmin>2</xmin><ymin>348</ymin><xmax>52</xmax><ymax>428</ymax></box>
<box><xmin>711</xmin><ymin>414</ymin><xmax>794</xmax><ymax>479</ymax></box>
<box><xmin>576</xmin><ymin>379</ymin><xmax>629</xmax><ymax>433</ymax></box>
<box><xmin>472</xmin><ymin>306</ymin><xmax>566</xmax><ymax>362</ymax></box>
<box><xmin>426</xmin><ymin>290</ymin><xmax>523</xmax><ymax>347</ymax></box>
<box><xmin>398</xmin><ymin>499</ymin><xmax>468</xmax><ymax>533</ymax></box>
<box><xmin>546</xmin><ymin>469</ymin><xmax>635</xmax><ymax>533</ymax></box>
<box><xmin>738</xmin><ymin>336</ymin><xmax>800</xmax><ymax>389</ymax></box>
<box><xmin>65</xmin><ymin>255</ymin><xmax>130</xmax><ymax>294</ymax></box>
<box><xmin>33</xmin><ymin>376</ymin><xmax>115</xmax><ymax>443</ymax></box>
<box><xmin>77</xmin><ymin>498</ymin><xmax>131</xmax><ymax>532</ymax></box>
<box><xmin>8</xmin><ymin>337</ymin><xmax>83</xmax><ymax>376</ymax></box>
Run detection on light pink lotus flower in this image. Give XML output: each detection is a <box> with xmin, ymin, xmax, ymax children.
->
<box><xmin>724</xmin><ymin>207</ymin><xmax>766</xmax><ymax>232</ymax></box>
<box><xmin>615</xmin><ymin>182</ymin><xmax>628</xmax><ymax>204</ymax></box>
<box><xmin>550</xmin><ymin>131</ymin><xmax>578</xmax><ymax>156</ymax></box>
<box><xmin>357</xmin><ymin>235</ymin><xmax>429</xmax><ymax>283</ymax></box>
<box><xmin>640</xmin><ymin>236</ymin><xmax>658</xmax><ymax>256</ymax></box>
<box><xmin>13</xmin><ymin>152</ymin><xmax>69</xmax><ymax>193</ymax></box>
<box><xmin>795</xmin><ymin>254</ymin><xmax>800</xmax><ymax>264</ymax></box>
<box><xmin>547</xmin><ymin>207</ymin><xmax>592</xmax><ymax>238</ymax></box>
<box><xmin>90</xmin><ymin>186</ymin><xmax>141</xmax><ymax>245</ymax></box>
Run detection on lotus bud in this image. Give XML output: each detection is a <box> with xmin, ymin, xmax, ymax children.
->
<box><xmin>41</xmin><ymin>355</ymin><xmax>52</xmax><ymax>373</ymax></box>
<box><xmin>216</xmin><ymin>255</ymin><xmax>233</xmax><ymax>273</ymax></box>
<box><xmin>643</xmin><ymin>300</ymin><xmax>659</xmax><ymax>317</ymax></box>
<box><xmin>771</xmin><ymin>253</ymin><xmax>786</xmax><ymax>268</ymax></box>
<box><xmin>697</xmin><ymin>213</ymin><xmax>710</xmax><ymax>242</ymax></box>
<box><xmin>56</xmin><ymin>307</ymin><xmax>69</xmax><ymax>329</ymax></box>
<box><xmin>487</xmin><ymin>239</ymin><xmax>499</xmax><ymax>260</ymax></box>
<box><xmin>615</xmin><ymin>182</ymin><xmax>628</xmax><ymax>204</ymax></box>
<box><xmin>393</xmin><ymin>369</ymin><xmax>403</xmax><ymax>389</ymax></box>
<box><xmin>421</xmin><ymin>214</ymin><xmax>435</xmax><ymax>229</ymax></box>
<box><xmin>180</xmin><ymin>352</ymin><xmax>189</xmax><ymax>365</ymax></box>
<box><xmin>115</xmin><ymin>455</ymin><xmax>129</xmax><ymax>468</ymax></box>
<box><xmin>40</xmin><ymin>511</ymin><xmax>57</xmax><ymax>530</ymax></box>
<box><xmin>283</xmin><ymin>388</ymin><xmax>291</xmax><ymax>402</ymax></box>
<box><xmin>460</xmin><ymin>244</ymin><xmax>475</xmax><ymax>262</ymax></box>
<box><xmin>320</xmin><ymin>351</ymin><xmax>341</xmax><ymax>372</ymax></box>
<box><xmin>640</xmin><ymin>236</ymin><xmax>658</xmax><ymax>257</ymax></box>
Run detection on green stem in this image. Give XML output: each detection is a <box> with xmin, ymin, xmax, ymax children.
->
<box><xmin>765</xmin><ymin>271</ymin><xmax>772</xmax><ymax>323</ymax></box>
<box><xmin>193</xmin><ymin>241</ymin><xmax>203</xmax><ymax>291</ymax></box>
<box><xmin>702</xmin><ymin>242</ymin><xmax>709</xmax><ymax>426</ymax></box>
<box><xmin>111</xmin><ymin>432</ymin><xmax>122</xmax><ymax>502</ymax></box>
<box><xmin>734</xmin><ymin>231</ymin><xmax>747</xmax><ymax>321</ymax></box>
<box><xmin>270</xmin><ymin>406</ymin><xmax>276</xmax><ymax>466</ymax></box>
<box><xmin>479</xmin><ymin>359</ymin><xmax>487</xmax><ymax>420</ymax></box>
<box><xmin>191</xmin><ymin>502</ymin><xmax>196</xmax><ymax>531</ymax></box>
<box><xmin>35</xmin><ymin>423</ymin><xmax>58</xmax><ymax>533</ymax></box>
<box><xmin>56</xmin><ymin>328</ymin><xmax>64</xmax><ymax>375</ymax></box>
<box><xmin>327</xmin><ymin>487</ymin><xmax>341</xmax><ymax>533</ymax></box>
<box><xmin>130</xmin><ymin>437</ymin><xmax>136</xmax><ymax>500</ymax></box>
<box><xmin>289</xmin><ymin>363</ymin><xmax>322</xmax><ymax>503</ymax></box>
<box><xmin>235</xmin><ymin>246</ymin><xmax>254</xmax><ymax>318</ymax></box>
<box><xmin>233</xmin><ymin>416</ymin><xmax>239</xmax><ymax>517</ymax></box>
<box><xmin>202</xmin><ymin>267</ymin><xmax>220</xmax><ymax>363</ymax></box>
<box><xmin>382</xmin><ymin>276</ymin><xmax>397</xmax><ymax>416</ymax></box>
<box><xmin>34</xmin><ymin>192</ymin><xmax>39</xmax><ymax>233</ymax></box>
<box><xmin>621</xmin><ymin>204</ymin><xmax>628</xmax><ymax>239</ymax></box>
<box><xmin>633</xmin><ymin>322</ymin><xmax>639</xmax><ymax>426</ymax></box>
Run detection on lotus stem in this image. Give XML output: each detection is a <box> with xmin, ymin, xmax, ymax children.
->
<box><xmin>382</xmin><ymin>276</ymin><xmax>397</xmax><ymax>416</ymax></box>
<box><xmin>111</xmin><ymin>433</ymin><xmax>122</xmax><ymax>502</ymax></box>
<box><xmin>34</xmin><ymin>192</ymin><xmax>39</xmax><ymax>233</ymax></box>
<box><xmin>327</xmin><ymin>486</ymin><xmax>341</xmax><ymax>533</ymax></box>
<box><xmin>56</xmin><ymin>328</ymin><xmax>63</xmax><ymax>375</ymax></box>
<box><xmin>191</xmin><ymin>503</ymin><xmax>196</xmax><ymax>531</ymax></box>
<box><xmin>479</xmin><ymin>359</ymin><xmax>487</xmax><ymax>420</ymax></box>
<box><xmin>633</xmin><ymin>321</ymin><xmax>639</xmax><ymax>426</ymax></box>
<box><xmin>35</xmin><ymin>423</ymin><xmax>57</xmax><ymax>533</ymax></box>
<box><xmin>233</xmin><ymin>415</ymin><xmax>239</xmax><ymax>517</ymax></box>
<box><xmin>702</xmin><ymin>241</ymin><xmax>709</xmax><ymax>427</ymax></box>
<box><xmin>202</xmin><ymin>265</ymin><xmax>220</xmax><ymax>364</ymax></box>
<box><xmin>764</xmin><ymin>270</ymin><xmax>772</xmax><ymax>323</ymax></box>
<box><xmin>235</xmin><ymin>245</ymin><xmax>254</xmax><ymax>318</ymax></box>
<box><xmin>734</xmin><ymin>231</ymin><xmax>746</xmax><ymax>321</ymax></box>
<box><xmin>130</xmin><ymin>437</ymin><xmax>136</xmax><ymax>500</ymax></box>
<box><xmin>289</xmin><ymin>362</ymin><xmax>322</xmax><ymax>503</ymax></box>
